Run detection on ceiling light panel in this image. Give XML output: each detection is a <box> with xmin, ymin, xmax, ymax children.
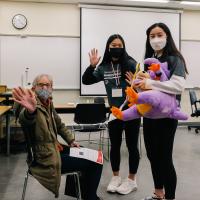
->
<box><xmin>181</xmin><ymin>1</ymin><xmax>200</xmax><ymax>6</ymax></box>
<box><xmin>123</xmin><ymin>0</ymin><xmax>169</xmax><ymax>3</ymax></box>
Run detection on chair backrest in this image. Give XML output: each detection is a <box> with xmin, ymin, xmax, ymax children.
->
<box><xmin>189</xmin><ymin>89</ymin><xmax>200</xmax><ymax>117</ymax></box>
<box><xmin>189</xmin><ymin>89</ymin><xmax>197</xmax><ymax>106</ymax></box>
<box><xmin>74</xmin><ymin>103</ymin><xmax>107</xmax><ymax>124</ymax></box>
<box><xmin>19</xmin><ymin>124</ymin><xmax>36</xmax><ymax>166</ymax></box>
<box><xmin>94</xmin><ymin>97</ymin><xmax>105</xmax><ymax>104</ymax></box>
<box><xmin>14</xmin><ymin>106</ymin><xmax>36</xmax><ymax>166</ymax></box>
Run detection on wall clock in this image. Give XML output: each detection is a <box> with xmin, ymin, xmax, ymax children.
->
<box><xmin>12</xmin><ymin>14</ymin><xmax>27</xmax><ymax>29</ymax></box>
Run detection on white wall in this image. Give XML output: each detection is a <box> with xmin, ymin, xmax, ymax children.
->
<box><xmin>0</xmin><ymin>1</ymin><xmax>81</xmax><ymax>104</ymax></box>
<box><xmin>0</xmin><ymin>1</ymin><xmax>199</xmax><ymax>122</ymax></box>
<box><xmin>182</xmin><ymin>10</ymin><xmax>200</xmax><ymax>41</ymax></box>
<box><xmin>0</xmin><ymin>1</ymin><xmax>80</xmax><ymax>36</ymax></box>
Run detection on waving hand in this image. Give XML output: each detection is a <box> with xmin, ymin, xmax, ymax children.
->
<box><xmin>12</xmin><ymin>87</ymin><xmax>37</xmax><ymax>114</ymax></box>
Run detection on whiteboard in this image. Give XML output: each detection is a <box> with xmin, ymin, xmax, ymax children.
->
<box><xmin>81</xmin><ymin>7</ymin><xmax>180</xmax><ymax>96</ymax></box>
<box><xmin>181</xmin><ymin>40</ymin><xmax>200</xmax><ymax>88</ymax></box>
<box><xmin>0</xmin><ymin>36</ymin><xmax>80</xmax><ymax>89</ymax></box>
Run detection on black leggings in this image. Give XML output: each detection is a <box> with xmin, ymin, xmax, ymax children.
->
<box><xmin>143</xmin><ymin>117</ymin><xmax>178</xmax><ymax>199</ymax></box>
<box><xmin>108</xmin><ymin>118</ymin><xmax>141</xmax><ymax>174</ymax></box>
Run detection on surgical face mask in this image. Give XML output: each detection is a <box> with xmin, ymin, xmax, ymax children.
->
<box><xmin>109</xmin><ymin>48</ymin><xmax>124</xmax><ymax>58</ymax></box>
<box><xmin>35</xmin><ymin>88</ymin><xmax>52</xmax><ymax>101</ymax></box>
<box><xmin>150</xmin><ymin>37</ymin><xmax>167</xmax><ymax>51</ymax></box>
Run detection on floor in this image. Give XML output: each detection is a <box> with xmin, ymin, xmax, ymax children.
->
<box><xmin>0</xmin><ymin>126</ymin><xmax>200</xmax><ymax>200</ymax></box>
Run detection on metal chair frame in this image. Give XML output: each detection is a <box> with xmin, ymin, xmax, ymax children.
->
<box><xmin>21</xmin><ymin>126</ymin><xmax>82</xmax><ymax>200</ymax></box>
<box><xmin>21</xmin><ymin>170</ymin><xmax>82</xmax><ymax>200</ymax></box>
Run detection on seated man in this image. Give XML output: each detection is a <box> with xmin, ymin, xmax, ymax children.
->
<box><xmin>12</xmin><ymin>74</ymin><xmax>103</xmax><ymax>200</ymax></box>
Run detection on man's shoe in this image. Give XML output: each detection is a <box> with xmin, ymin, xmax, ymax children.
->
<box><xmin>116</xmin><ymin>177</ymin><xmax>137</xmax><ymax>194</ymax></box>
<box><xmin>107</xmin><ymin>176</ymin><xmax>122</xmax><ymax>193</ymax></box>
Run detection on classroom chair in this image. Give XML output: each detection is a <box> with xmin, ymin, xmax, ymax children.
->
<box><xmin>22</xmin><ymin>170</ymin><xmax>82</xmax><ymax>200</ymax></box>
<box><xmin>21</xmin><ymin>127</ymin><xmax>82</xmax><ymax>200</ymax></box>
<box><xmin>72</xmin><ymin>103</ymin><xmax>110</xmax><ymax>160</ymax></box>
<box><xmin>188</xmin><ymin>89</ymin><xmax>200</xmax><ymax>133</ymax></box>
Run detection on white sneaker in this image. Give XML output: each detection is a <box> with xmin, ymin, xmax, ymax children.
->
<box><xmin>107</xmin><ymin>176</ymin><xmax>122</xmax><ymax>193</ymax></box>
<box><xmin>116</xmin><ymin>177</ymin><xmax>137</xmax><ymax>194</ymax></box>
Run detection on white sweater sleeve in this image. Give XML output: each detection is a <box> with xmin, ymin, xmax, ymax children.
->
<box><xmin>145</xmin><ymin>75</ymin><xmax>186</xmax><ymax>95</ymax></box>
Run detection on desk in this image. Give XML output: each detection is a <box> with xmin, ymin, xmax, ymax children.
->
<box><xmin>0</xmin><ymin>92</ymin><xmax>13</xmax><ymax>105</ymax></box>
<box><xmin>0</xmin><ymin>106</ymin><xmax>12</xmax><ymax>156</ymax></box>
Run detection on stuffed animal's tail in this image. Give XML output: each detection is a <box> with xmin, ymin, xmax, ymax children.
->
<box><xmin>170</xmin><ymin>110</ymin><xmax>188</xmax><ymax>120</ymax></box>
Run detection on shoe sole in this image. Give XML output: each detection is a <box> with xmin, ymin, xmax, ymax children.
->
<box><xmin>107</xmin><ymin>189</ymin><xmax>117</xmax><ymax>193</ymax></box>
<box><xmin>107</xmin><ymin>184</ymin><xmax>122</xmax><ymax>193</ymax></box>
<box><xmin>116</xmin><ymin>187</ymin><xmax>137</xmax><ymax>195</ymax></box>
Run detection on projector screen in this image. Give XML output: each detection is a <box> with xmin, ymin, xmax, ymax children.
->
<box><xmin>80</xmin><ymin>6</ymin><xmax>181</xmax><ymax>96</ymax></box>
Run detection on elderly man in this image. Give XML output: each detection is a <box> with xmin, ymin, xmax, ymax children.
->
<box><xmin>12</xmin><ymin>74</ymin><xmax>103</xmax><ymax>200</ymax></box>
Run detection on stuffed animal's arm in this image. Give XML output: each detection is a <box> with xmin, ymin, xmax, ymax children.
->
<box><xmin>110</xmin><ymin>106</ymin><xmax>123</xmax><ymax>120</ymax></box>
<box><xmin>125</xmin><ymin>87</ymin><xmax>139</xmax><ymax>104</ymax></box>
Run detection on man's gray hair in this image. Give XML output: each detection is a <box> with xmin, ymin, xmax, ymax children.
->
<box><xmin>32</xmin><ymin>74</ymin><xmax>53</xmax><ymax>87</ymax></box>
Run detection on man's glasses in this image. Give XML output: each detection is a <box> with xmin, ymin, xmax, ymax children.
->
<box><xmin>37</xmin><ymin>83</ymin><xmax>52</xmax><ymax>88</ymax></box>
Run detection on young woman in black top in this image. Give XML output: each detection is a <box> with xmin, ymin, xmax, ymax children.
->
<box><xmin>82</xmin><ymin>34</ymin><xmax>141</xmax><ymax>195</ymax></box>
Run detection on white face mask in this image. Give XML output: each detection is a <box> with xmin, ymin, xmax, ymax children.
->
<box><xmin>150</xmin><ymin>37</ymin><xmax>167</xmax><ymax>51</ymax></box>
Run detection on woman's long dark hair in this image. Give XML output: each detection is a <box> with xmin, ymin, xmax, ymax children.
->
<box><xmin>145</xmin><ymin>23</ymin><xmax>188</xmax><ymax>74</ymax></box>
<box><xmin>100</xmin><ymin>34</ymin><xmax>136</xmax><ymax>78</ymax></box>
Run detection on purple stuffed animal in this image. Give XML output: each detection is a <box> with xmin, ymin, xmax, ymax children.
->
<box><xmin>111</xmin><ymin>58</ymin><xmax>188</xmax><ymax>121</ymax></box>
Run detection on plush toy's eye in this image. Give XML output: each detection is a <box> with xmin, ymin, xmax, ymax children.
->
<box><xmin>156</xmin><ymin>72</ymin><xmax>162</xmax><ymax>77</ymax></box>
<box><xmin>142</xmin><ymin>71</ymin><xmax>146</xmax><ymax>73</ymax></box>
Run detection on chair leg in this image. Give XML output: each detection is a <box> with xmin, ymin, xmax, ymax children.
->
<box><xmin>65</xmin><ymin>172</ymin><xmax>82</xmax><ymax>200</ymax></box>
<box><xmin>88</xmin><ymin>132</ymin><xmax>92</xmax><ymax>144</ymax></box>
<box><xmin>139</xmin><ymin>132</ymin><xmax>142</xmax><ymax>158</ymax></box>
<box><xmin>99</xmin><ymin>131</ymin><xmax>103</xmax><ymax>150</ymax></box>
<box><xmin>73</xmin><ymin>172</ymin><xmax>82</xmax><ymax>200</ymax></box>
<box><xmin>188</xmin><ymin>125</ymin><xmax>200</xmax><ymax>134</ymax></box>
<box><xmin>21</xmin><ymin>171</ymin><xmax>29</xmax><ymax>200</ymax></box>
<box><xmin>107</xmin><ymin>133</ymin><xmax>110</xmax><ymax>161</ymax></box>
<box><xmin>100</xmin><ymin>130</ymin><xmax>110</xmax><ymax>161</ymax></box>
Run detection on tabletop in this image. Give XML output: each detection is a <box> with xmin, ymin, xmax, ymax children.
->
<box><xmin>0</xmin><ymin>106</ymin><xmax>12</xmax><ymax>116</ymax></box>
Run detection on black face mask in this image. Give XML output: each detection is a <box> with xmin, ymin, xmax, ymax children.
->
<box><xmin>109</xmin><ymin>48</ymin><xmax>124</xmax><ymax>59</ymax></box>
